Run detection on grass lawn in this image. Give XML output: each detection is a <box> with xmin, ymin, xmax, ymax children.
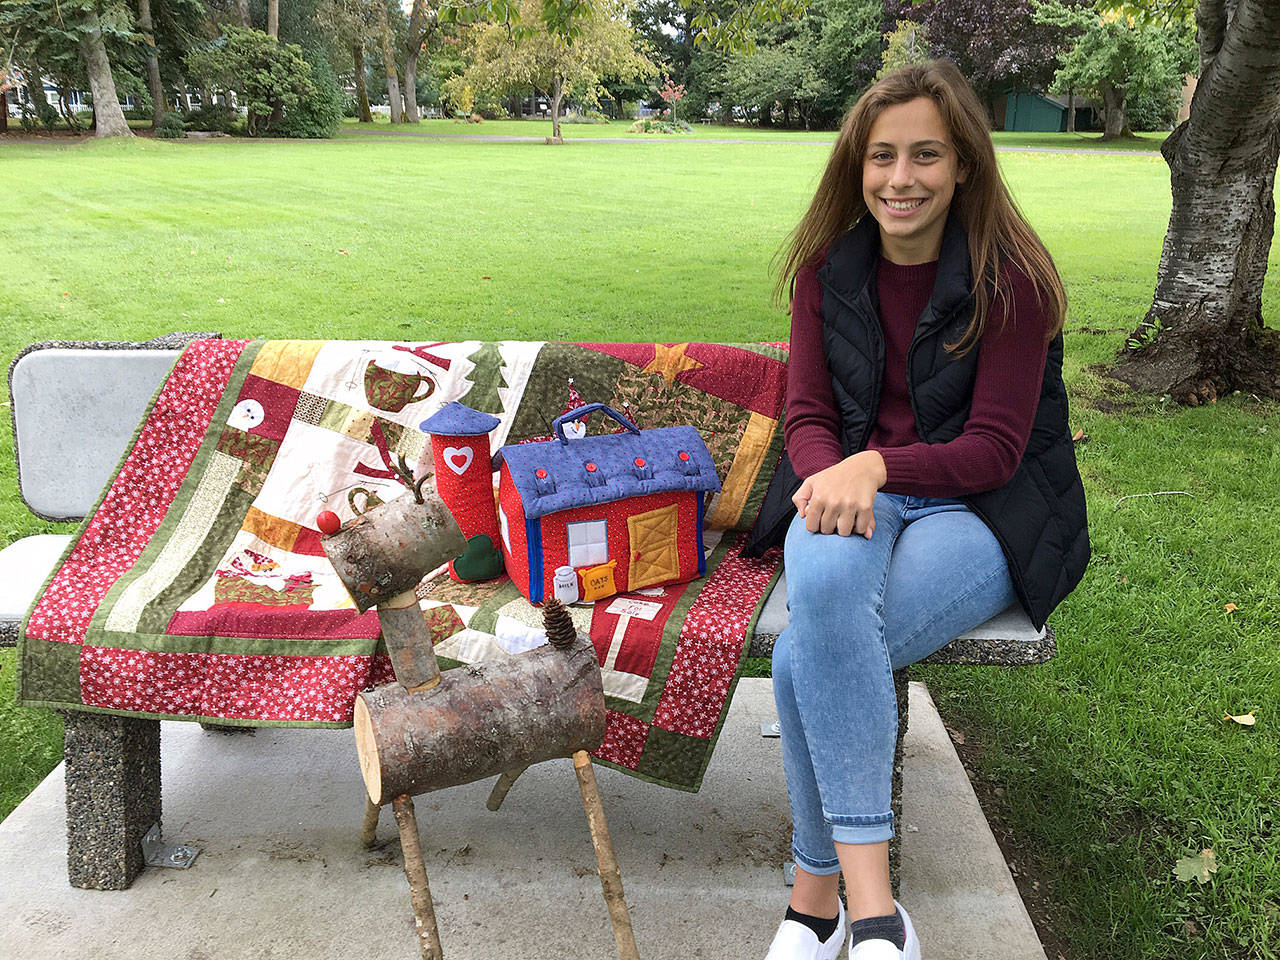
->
<box><xmin>335</xmin><ymin>115</ymin><xmax>1170</xmax><ymax>149</ymax></box>
<box><xmin>0</xmin><ymin>133</ymin><xmax>1276</xmax><ymax>959</ymax></box>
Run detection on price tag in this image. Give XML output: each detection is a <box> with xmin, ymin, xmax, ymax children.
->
<box><xmin>604</xmin><ymin>597</ymin><xmax>663</xmax><ymax>621</ymax></box>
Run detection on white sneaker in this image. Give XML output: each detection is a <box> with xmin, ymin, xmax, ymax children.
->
<box><xmin>847</xmin><ymin>900</ymin><xmax>921</xmax><ymax>960</ymax></box>
<box><xmin>765</xmin><ymin>898</ymin><xmax>847</xmax><ymax>960</ymax></box>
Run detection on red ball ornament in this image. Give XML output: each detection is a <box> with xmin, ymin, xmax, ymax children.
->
<box><xmin>316</xmin><ymin>510</ymin><xmax>341</xmax><ymax>535</ymax></box>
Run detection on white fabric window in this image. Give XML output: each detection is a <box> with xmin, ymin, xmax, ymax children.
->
<box><xmin>567</xmin><ymin>520</ymin><xmax>608</xmax><ymax>568</ymax></box>
<box><xmin>498</xmin><ymin>505</ymin><xmax>511</xmax><ymax>552</ymax></box>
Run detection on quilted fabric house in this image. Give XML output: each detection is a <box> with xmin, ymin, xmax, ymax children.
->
<box><xmin>492</xmin><ymin>403</ymin><xmax>721</xmax><ymax>604</ymax></box>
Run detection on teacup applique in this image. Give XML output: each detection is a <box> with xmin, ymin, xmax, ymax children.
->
<box><xmin>363</xmin><ymin>359</ymin><xmax>435</xmax><ymax>412</ymax></box>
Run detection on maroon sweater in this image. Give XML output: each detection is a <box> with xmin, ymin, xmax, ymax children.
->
<box><xmin>785</xmin><ymin>254</ymin><xmax>1052</xmax><ymax>497</ymax></box>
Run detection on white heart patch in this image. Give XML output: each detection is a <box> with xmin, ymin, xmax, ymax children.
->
<box><xmin>444</xmin><ymin>445</ymin><xmax>474</xmax><ymax>476</ymax></box>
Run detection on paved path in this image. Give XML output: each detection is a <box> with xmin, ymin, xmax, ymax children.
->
<box><xmin>0</xmin><ymin>680</ymin><xmax>1048</xmax><ymax>960</ymax></box>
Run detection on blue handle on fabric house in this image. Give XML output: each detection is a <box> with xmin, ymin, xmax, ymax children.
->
<box><xmin>553</xmin><ymin>403</ymin><xmax>641</xmax><ymax>443</ymax></box>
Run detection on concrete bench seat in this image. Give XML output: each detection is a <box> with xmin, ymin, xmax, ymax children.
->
<box><xmin>747</xmin><ymin>571</ymin><xmax>1056</xmax><ymax>665</ymax></box>
<box><xmin>6</xmin><ymin>337</ymin><xmax>1057</xmax><ymax>894</ymax></box>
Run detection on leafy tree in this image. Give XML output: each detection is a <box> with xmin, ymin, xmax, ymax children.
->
<box><xmin>889</xmin><ymin>0</ymin><xmax>1091</xmax><ymax>115</ymax></box>
<box><xmin>876</xmin><ymin>19</ymin><xmax>928</xmax><ymax>80</ymax></box>
<box><xmin>1033</xmin><ymin>2</ymin><xmax>1193</xmax><ymax>139</ymax></box>
<box><xmin>403</xmin><ymin>0</ymin><xmax>442</xmax><ymax>122</ymax></box>
<box><xmin>315</xmin><ymin>0</ymin><xmax>377</xmax><ymax>120</ymax></box>
<box><xmin>723</xmin><ymin>36</ymin><xmax>821</xmax><ymax>125</ymax></box>
<box><xmin>1108</xmin><ymin>0</ymin><xmax>1280</xmax><ymax>402</ymax></box>
<box><xmin>714</xmin><ymin>0</ymin><xmax>878</xmax><ymax>127</ymax></box>
<box><xmin>186</xmin><ymin>25</ymin><xmax>315</xmax><ymax>134</ymax></box>
<box><xmin>276</xmin><ymin>46</ymin><xmax>345</xmax><ymax>135</ymax></box>
<box><xmin>0</xmin><ymin>0</ymin><xmax>135</xmax><ymax>136</ymax></box>
<box><xmin>444</xmin><ymin>0</ymin><xmax>656</xmax><ymax>140</ymax></box>
<box><xmin>375</xmin><ymin>0</ymin><xmax>405</xmax><ymax>120</ymax></box>
<box><xmin>136</xmin><ymin>0</ymin><xmax>165</xmax><ymax>126</ymax></box>
<box><xmin>657</xmin><ymin>73</ymin><xmax>684</xmax><ymax>120</ymax></box>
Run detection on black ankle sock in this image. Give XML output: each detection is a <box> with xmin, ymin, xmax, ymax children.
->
<box><xmin>785</xmin><ymin>906</ymin><xmax>840</xmax><ymax>943</ymax></box>
<box><xmin>848</xmin><ymin>909</ymin><xmax>905</xmax><ymax>950</ymax></box>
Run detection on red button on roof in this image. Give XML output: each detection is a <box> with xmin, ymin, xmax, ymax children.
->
<box><xmin>585</xmin><ymin>462</ymin><xmax>597</xmax><ymax>473</ymax></box>
<box><xmin>535</xmin><ymin>468</ymin><xmax>547</xmax><ymax>479</ymax></box>
<box><xmin>678</xmin><ymin>451</ymin><xmax>690</xmax><ymax>461</ymax></box>
<box><xmin>634</xmin><ymin>457</ymin><xmax>646</xmax><ymax>468</ymax></box>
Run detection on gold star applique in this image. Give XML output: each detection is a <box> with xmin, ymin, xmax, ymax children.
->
<box><xmin>644</xmin><ymin>342</ymin><xmax>705</xmax><ymax>387</ymax></box>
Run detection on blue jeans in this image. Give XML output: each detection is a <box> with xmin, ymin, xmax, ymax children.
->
<box><xmin>772</xmin><ymin>492</ymin><xmax>1016</xmax><ymax>874</ymax></box>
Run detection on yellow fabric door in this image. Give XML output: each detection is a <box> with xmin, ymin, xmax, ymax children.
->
<box><xmin>627</xmin><ymin>503</ymin><xmax>681</xmax><ymax>590</ymax></box>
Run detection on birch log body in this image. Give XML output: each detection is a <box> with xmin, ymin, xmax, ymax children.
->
<box><xmin>354</xmin><ymin>635</ymin><xmax>605</xmax><ymax>806</ymax></box>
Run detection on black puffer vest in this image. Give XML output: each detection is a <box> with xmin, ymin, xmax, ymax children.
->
<box><xmin>746</xmin><ymin>212</ymin><xmax>1089</xmax><ymax>630</ymax></box>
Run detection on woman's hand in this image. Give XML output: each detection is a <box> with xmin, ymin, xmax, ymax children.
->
<box><xmin>792</xmin><ymin>451</ymin><xmax>887</xmax><ymax>538</ymax></box>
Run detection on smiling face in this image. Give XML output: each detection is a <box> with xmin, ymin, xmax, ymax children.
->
<box><xmin>861</xmin><ymin>96</ymin><xmax>965</xmax><ymax>265</ymax></box>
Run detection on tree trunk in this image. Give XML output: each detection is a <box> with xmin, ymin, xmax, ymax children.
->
<box><xmin>403</xmin><ymin>53</ymin><xmax>419</xmax><ymax>123</ymax></box>
<box><xmin>236</xmin><ymin>0</ymin><xmax>251</xmax><ymax>28</ymax></box>
<box><xmin>1111</xmin><ymin>0</ymin><xmax>1280</xmax><ymax>403</ymax></box>
<box><xmin>378</xmin><ymin>5</ymin><xmax>402</xmax><ymax>123</ymax></box>
<box><xmin>353</xmin><ymin>44</ymin><xmax>372</xmax><ymax>122</ymax></box>
<box><xmin>403</xmin><ymin>0</ymin><xmax>427</xmax><ymax>123</ymax></box>
<box><xmin>79</xmin><ymin>16</ymin><xmax>132</xmax><ymax>138</ymax></box>
<box><xmin>137</xmin><ymin>0</ymin><xmax>165</xmax><ymax>128</ymax></box>
<box><xmin>1066</xmin><ymin>88</ymin><xmax>1075</xmax><ymax>133</ymax></box>
<box><xmin>384</xmin><ymin>72</ymin><xmax>402</xmax><ymax>123</ymax></box>
<box><xmin>549</xmin><ymin>74</ymin><xmax>563</xmax><ymax>142</ymax></box>
<box><xmin>176</xmin><ymin>74</ymin><xmax>192</xmax><ymax>113</ymax></box>
<box><xmin>59</xmin><ymin>86</ymin><xmax>78</xmax><ymax>128</ymax></box>
<box><xmin>1099</xmin><ymin>80</ymin><xmax>1128</xmax><ymax>140</ymax></box>
<box><xmin>22</xmin><ymin>61</ymin><xmax>45</xmax><ymax>115</ymax></box>
<box><xmin>267</xmin><ymin>0</ymin><xmax>279</xmax><ymax>38</ymax></box>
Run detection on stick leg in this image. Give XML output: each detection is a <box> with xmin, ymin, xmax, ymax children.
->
<box><xmin>361</xmin><ymin>796</ymin><xmax>381</xmax><ymax>849</ymax></box>
<box><xmin>573</xmin><ymin>751</ymin><xmax>640</xmax><ymax>960</ymax></box>
<box><xmin>485</xmin><ymin>765</ymin><xmax>530</xmax><ymax>812</ymax></box>
<box><xmin>391</xmin><ymin>794</ymin><xmax>444</xmax><ymax>960</ymax></box>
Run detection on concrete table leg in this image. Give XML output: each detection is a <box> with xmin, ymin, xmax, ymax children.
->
<box><xmin>62</xmin><ymin>712</ymin><xmax>161</xmax><ymax>890</ymax></box>
<box><xmin>889</xmin><ymin>665</ymin><xmax>910</xmax><ymax>901</ymax></box>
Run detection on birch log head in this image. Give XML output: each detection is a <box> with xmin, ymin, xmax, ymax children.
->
<box><xmin>1111</xmin><ymin>0</ymin><xmax>1280</xmax><ymax>403</ymax></box>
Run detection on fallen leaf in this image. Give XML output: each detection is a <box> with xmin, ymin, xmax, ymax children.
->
<box><xmin>1174</xmin><ymin>848</ymin><xmax>1217</xmax><ymax>883</ymax></box>
<box><xmin>481</xmin><ymin>275</ymin><xmax>491</xmax><ymax>280</ymax></box>
<box><xmin>945</xmin><ymin>726</ymin><xmax>965</xmax><ymax>744</ymax></box>
<box><xmin>337</xmin><ymin>249</ymin><xmax>349</xmax><ymax>255</ymax></box>
<box><xmin>1182</xmin><ymin>918</ymin><xmax>1201</xmax><ymax>937</ymax></box>
<box><xmin>1223</xmin><ymin>711</ymin><xmax>1256</xmax><ymax>726</ymax></box>
<box><xmin>1072</xmin><ymin>428</ymin><xmax>1086</xmax><ymax>442</ymax></box>
<box><xmin>1224</xmin><ymin>603</ymin><xmax>1238</xmax><ymax>612</ymax></box>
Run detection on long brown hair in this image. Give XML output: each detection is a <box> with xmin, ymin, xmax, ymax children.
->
<box><xmin>775</xmin><ymin>59</ymin><xmax>1066</xmax><ymax>354</ymax></box>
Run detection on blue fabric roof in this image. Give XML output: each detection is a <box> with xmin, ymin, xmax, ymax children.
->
<box><xmin>494</xmin><ymin>426</ymin><xmax>720</xmax><ymax>519</ymax></box>
<box><xmin>419</xmin><ymin>402</ymin><xmax>502</xmax><ymax>437</ymax></box>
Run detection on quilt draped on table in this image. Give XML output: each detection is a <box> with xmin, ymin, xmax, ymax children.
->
<box><xmin>19</xmin><ymin>338</ymin><xmax>789</xmax><ymax>791</ymax></box>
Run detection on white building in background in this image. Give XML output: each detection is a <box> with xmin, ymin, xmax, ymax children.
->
<box><xmin>3</xmin><ymin>73</ymin><xmax>136</xmax><ymax>118</ymax></box>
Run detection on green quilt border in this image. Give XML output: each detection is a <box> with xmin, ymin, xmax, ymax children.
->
<box><xmin>16</xmin><ymin>346</ymin><xmax>191</xmax><ymax>709</ymax></box>
<box><xmin>83</xmin><ymin>340</ymin><xmax>265</xmax><ymax>652</ymax></box>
